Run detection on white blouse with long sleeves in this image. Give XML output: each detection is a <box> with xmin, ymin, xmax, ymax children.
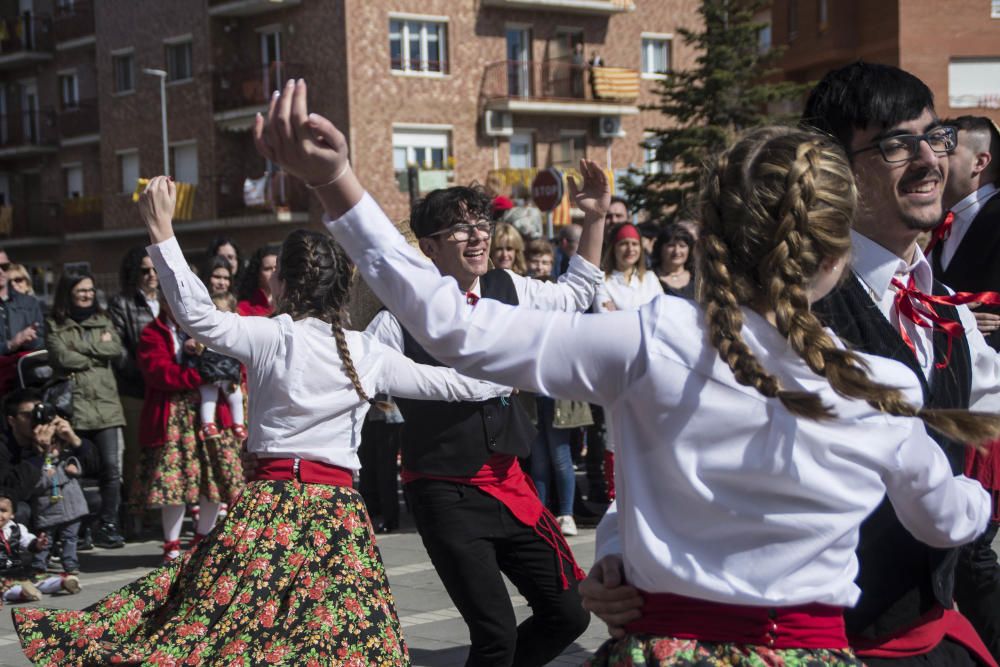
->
<box><xmin>594</xmin><ymin>269</ymin><xmax>662</xmax><ymax>313</ymax></box>
<box><xmin>327</xmin><ymin>193</ymin><xmax>989</xmax><ymax>607</ymax></box>
<box><xmin>147</xmin><ymin>236</ymin><xmax>508</xmax><ymax>470</ymax></box>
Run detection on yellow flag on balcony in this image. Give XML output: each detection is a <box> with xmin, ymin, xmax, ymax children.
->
<box><xmin>132</xmin><ymin>178</ymin><xmax>197</xmax><ymax>220</ymax></box>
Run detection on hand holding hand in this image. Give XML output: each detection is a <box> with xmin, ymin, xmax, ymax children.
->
<box><xmin>138</xmin><ymin>176</ymin><xmax>177</xmax><ymax>244</ymax></box>
<box><xmin>568</xmin><ymin>159</ymin><xmax>611</xmax><ymax>222</ymax></box>
<box><xmin>579</xmin><ymin>554</ymin><xmax>643</xmax><ymax>638</ymax></box>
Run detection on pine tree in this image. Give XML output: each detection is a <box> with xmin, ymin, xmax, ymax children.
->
<box><xmin>626</xmin><ymin>0</ymin><xmax>808</xmax><ymax>221</ymax></box>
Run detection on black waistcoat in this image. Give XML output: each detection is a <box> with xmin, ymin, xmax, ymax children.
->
<box><xmin>395</xmin><ymin>269</ymin><xmax>536</xmax><ymax>477</ymax></box>
<box><xmin>812</xmin><ymin>274</ymin><xmax>972</xmax><ymax>639</ymax></box>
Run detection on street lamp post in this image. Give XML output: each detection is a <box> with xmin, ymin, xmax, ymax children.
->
<box><xmin>143</xmin><ymin>68</ymin><xmax>170</xmax><ymax>177</ymax></box>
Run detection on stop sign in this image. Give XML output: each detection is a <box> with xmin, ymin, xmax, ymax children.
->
<box><xmin>531</xmin><ymin>168</ymin><xmax>564</xmax><ymax>212</ymax></box>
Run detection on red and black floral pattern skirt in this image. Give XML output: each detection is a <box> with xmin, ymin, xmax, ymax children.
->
<box><xmin>14</xmin><ymin>480</ymin><xmax>410</xmax><ymax>666</ymax></box>
<box><xmin>586</xmin><ymin>635</ymin><xmax>862</xmax><ymax>667</ymax></box>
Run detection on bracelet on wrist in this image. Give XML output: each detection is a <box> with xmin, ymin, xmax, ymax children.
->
<box><xmin>305</xmin><ymin>162</ymin><xmax>351</xmax><ymax>190</ymax></box>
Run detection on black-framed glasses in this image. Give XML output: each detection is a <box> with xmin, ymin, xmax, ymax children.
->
<box><xmin>851</xmin><ymin>126</ymin><xmax>957</xmax><ymax>163</ymax></box>
<box><xmin>72</xmin><ymin>287</ymin><xmax>96</xmax><ymax>295</ymax></box>
<box><xmin>141</xmin><ymin>267</ymin><xmax>156</xmax><ymax>275</ymax></box>
<box><xmin>426</xmin><ymin>220</ymin><xmax>495</xmax><ymax>242</ymax></box>
<box><xmin>0</xmin><ymin>263</ymin><xmax>10</xmax><ymax>271</ymax></box>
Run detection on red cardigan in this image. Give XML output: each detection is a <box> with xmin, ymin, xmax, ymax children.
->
<box><xmin>237</xmin><ymin>288</ymin><xmax>272</xmax><ymax>317</ymax></box>
<box><xmin>137</xmin><ymin>316</ymin><xmax>232</xmax><ymax>448</ymax></box>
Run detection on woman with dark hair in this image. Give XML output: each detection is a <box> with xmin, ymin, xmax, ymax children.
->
<box><xmin>47</xmin><ymin>271</ymin><xmax>127</xmax><ymax>549</ymax></box>
<box><xmin>652</xmin><ymin>223</ymin><xmax>696</xmax><ymax>298</ymax></box>
<box><xmin>236</xmin><ymin>244</ymin><xmax>279</xmax><ymax>316</ymax></box>
<box><xmin>15</xmin><ymin>177</ymin><xmax>509</xmax><ymax>665</ymax></box>
<box><xmin>201</xmin><ymin>255</ymin><xmax>233</xmax><ymax>296</ymax></box>
<box><xmin>206</xmin><ymin>237</ymin><xmax>242</xmax><ymax>282</ymax></box>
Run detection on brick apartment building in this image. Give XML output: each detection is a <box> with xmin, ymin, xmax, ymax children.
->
<box><xmin>0</xmin><ymin>0</ymin><xmax>690</xmax><ymax>300</ymax></box>
<box><xmin>767</xmin><ymin>0</ymin><xmax>1000</xmax><ymax>124</ymax></box>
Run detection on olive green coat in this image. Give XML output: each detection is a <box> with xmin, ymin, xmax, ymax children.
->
<box><xmin>46</xmin><ymin>313</ymin><xmax>126</xmax><ymax>431</ymax></box>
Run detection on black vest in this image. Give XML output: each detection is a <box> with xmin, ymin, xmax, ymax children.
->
<box><xmin>813</xmin><ymin>274</ymin><xmax>972</xmax><ymax>639</ymax></box>
<box><xmin>395</xmin><ymin>269</ymin><xmax>537</xmax><ymax>477</ymax></box>
<box><xmin>0</xmin><ymin>523</ymin><xmax>24</xmax><ymax>573</ymax></box>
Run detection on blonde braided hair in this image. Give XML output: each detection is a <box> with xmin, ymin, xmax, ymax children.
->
<box><xmin>699</xmin><ymin>126</ymin><xmax>1000</xmax><ymax>446</ymax></box>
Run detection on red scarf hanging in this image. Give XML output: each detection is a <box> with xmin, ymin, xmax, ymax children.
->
<box><xmin>922</xmin><ymin>210</ymin><xmax>954</xmax><ymax>255</ymax></box>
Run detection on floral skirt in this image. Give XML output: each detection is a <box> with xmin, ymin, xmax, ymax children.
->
<box><xmin>585</xmin><ymin>635</ymin><xmax>863</xmax><ymax>667</ymax></box>
<box><xmin>14</xmin><ymin>480</ymin><xmax>409</xmax><ymax>666</ymax></box>
<box><xmin>131</xmin><ymin>392</ymin><xmax>245</xmax><ymax>509</ymax></box>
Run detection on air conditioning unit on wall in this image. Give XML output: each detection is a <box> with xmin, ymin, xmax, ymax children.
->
<box><xmin>598</xmin><ymin>115</ymin><xmax>625</xmax><ymax>138</ymax></box>
<box><xmin>484</xmin><ymin>110</ymin><xmax>513</xmax><ymax>137</ymax></box>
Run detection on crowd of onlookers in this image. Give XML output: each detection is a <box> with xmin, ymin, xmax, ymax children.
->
<box><xmin>0</xmin><ymin>191</ymin><xmax>699</xmax><ymax>599</ymax></box>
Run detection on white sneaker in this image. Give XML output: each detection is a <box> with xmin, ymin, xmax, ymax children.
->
<box><xmin>61</xmin><ymin>575</ymin><xmax>81</xmax><ymax>595</ymax></box>
<box><xmin>556</xmin><ymin>515</ymin><xmax>578</xmax><ymax>536</ymax></box>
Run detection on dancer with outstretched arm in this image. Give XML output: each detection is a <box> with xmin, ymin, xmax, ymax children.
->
<box><xmin>254</xmin><ymin>79</ymin><xmax>998</xmax><ymax>666</ymax></box>
<box><xmin>13</xmin><ymin>175</ymin><xmax>513</xmax><ymax>665</ymax></box>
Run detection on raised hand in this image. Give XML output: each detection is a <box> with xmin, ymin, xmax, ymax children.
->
<box><xmin>568</xmin><ymin>159</ymin><xmax>611</xmax><ymax>221</ymax></box>
<box><xmin>253</xmin><ymin>79</ymin><xmax>363</xmax><ymax>219</ymax></box>
<box><xmin>138</xmin><ymin>176</ymin><xmax>177</xmax><ymax>244</ymax></box>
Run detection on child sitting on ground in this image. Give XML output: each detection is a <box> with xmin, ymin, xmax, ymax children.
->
<box><xmin>0</xmin><ymin>492</ymin><xmax>80</xmax><ymax>602</ymax></box>
<box><xmin>189</xmin><ymin>292</ymin><xmax>247</xmax><ymax>442</ymax></box>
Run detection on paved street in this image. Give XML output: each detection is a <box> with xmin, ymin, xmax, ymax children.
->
<box><xmin>0</xmin><ymin>513</ymin><xmax>608</xmax><ymax>666</ymax></box>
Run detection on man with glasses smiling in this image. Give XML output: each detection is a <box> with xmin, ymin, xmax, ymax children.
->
<box><xmin>0</xmin><ymin>248</ymin><xmax>45</xmax><ymax>392</ymax></box>
<box><xmin>363</xmin><ymin>173</ymin><xmax>607</xmax><ymax>666</ymax></box>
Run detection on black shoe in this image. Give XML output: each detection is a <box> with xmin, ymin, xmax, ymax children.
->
<box><xmin>77</xmin><ymin>527</ymin><xmax>93</xmax><ymax>552</ymax></box>
<box><xmin>92</xmin><ymin>522</ymin><xmax>125</xmax><ymax>549</ymax></box>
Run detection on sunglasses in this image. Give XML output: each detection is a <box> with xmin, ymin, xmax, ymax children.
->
<box><xmin>0</xmin><ymin>263</ymin><xmax>10</xmax><ymax>271</ymax></box>
<box><xmin>141</xmin><ymin>267</ymin><xmax>156</xmax><ymax>275</ymax></box>
<box><xmin>10</xmin><ymin>277</ymin><xmax>28</xmax><ymax>284</ymax></box>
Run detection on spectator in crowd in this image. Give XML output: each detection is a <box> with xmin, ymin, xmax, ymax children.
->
<box><xmin>605</xmin><ymin>196</ymin><xmax>630</xmax><ymax>225</ymax></box>
<box><xmin>525</xmin><ymin>239</ymin><xmax>555</xmax><ymax>278</ymax></box>
<box><xmin>490</xmin><ymin>222</ymin><xmax>527</xmax><ymax>274</ymax></box>
<box><xmin>107</xmin><ymin>246</ymin><xmax>159</xmax><ymax>531</ymax></box>
<box><xmin>501</xmin><ymin>205</ymin><xmax>544</xmax><ymax>242</ymax></box>
<box><xmin>188</xmin><ymin>292</ymin><xmax>247</xmax><ymax>443</ymax></box>
<box><xmin>530</xmin><ymin>390</ymin><xmax>592</xmax><ymax>537</ymax></box>
<box><xmin>553</xmin><ymin>223</ymin><xmax>582</xmax><ymax>277</ymax></box>
<box><xmin>2</xmin><ymin>389</ymin><xmax>48</xmax><ymax>524</ymax></box>
<box><xmin>201</xmin><ymin>255</ymin><xmax>234</xmax><ymax>296</ymax></box>
<box><xmin>236</xmin><ymin>245</ymin><xmax>279</xmax><ymax>316</ymax></box>
<box><xmin>206</xmin><ymin>237</ymin><xmax>242</xmax><ymax>283</ymax></box>
<box><xmin>0</xmin><ymin>249</ymin><xmax>45</xmax><ymax>393</ymax></box>
<box><xmin>6</xmin><ymin>264</ymin><xmax>33</xmax><ymax>296</ymax></box>
<box><xmin>47</xmin><ymin>271</ymin><xmax>126</xmax><ymax>549</ymax></box>
<box><xmin>492</xmin><ymin>195</ymin><xmax>515</xmax><ymax>221</ymax></box>
<box><xmin>636</xmin><ymin>221</ymin><xmax>659</xmax><ymax>265</ymax></box>
<box><xmin>595</xmin><ymin>222</ymin><xmax>661</xmax><ymax>312</ymax></box>
<box><xmin>652</xmin><ymin>223</ymin><xmax>696</xmax><ymax>298</ymax></box>
<box><xmin>0</xmin><ymin>491</ymin><xmax>80</xmax><ymax>602</ymax></box>
<box><xmin>135</xmin><ymin>292</ymin><xmax>243</xmax><ymax>562</ymax></box>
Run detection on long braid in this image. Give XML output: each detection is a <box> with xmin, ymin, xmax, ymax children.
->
<box><xmin>701</xmin><ymin>127</ymin><xmax>1000</xmax><ymax>446</ymax></box>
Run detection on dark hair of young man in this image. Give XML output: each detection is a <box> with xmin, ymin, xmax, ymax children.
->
<box><xmin>3</xmin><ymin>387</ymin><xmax>42</xmax><ymax>418</ymax></box>
<box><xmin>801</xmin><ymin>61</ymin><xmax>935</xmax><ymax>150</ymax></box>
<box><xmin>409</xmin><ymin>185</ymin><xmax>494</xmax><ymax>239</ymax></box>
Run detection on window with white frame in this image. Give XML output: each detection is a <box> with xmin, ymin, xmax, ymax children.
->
<box><xmin>170</xmin><ymin>142</ymin><xmax>198</xmax><ymax>184</ymax></box>
<box><xmin>112</xmin><ymin>51</ymin><xmax>134</xmax><ymax>93</ymax></box>
<box><xmin>553</xmin><ymin>133</ymin><xmax>585</xmax><ymax>169</ymax></box>
<box><xmin>63</xmin><ymin>164</ymin><xmax>83</xmax><ymax>198</ymax></box>
<box><xmin>949</xmin><ymin>58</ymin><xmax>1000</xmax><ymax>108</ymax></box>
<box><xmin>118</xmin><ymin>150</ymin><xmax>139</xmax><ymax>194</ymax></box>
<box><xmin>641</xmin><ymin>35</ymin><xmax>671</xmax><ymax>77</ymax></box>
<box><xmin>993</xmin><ymin>0</ymin><xmax>1000</xmax><ymax>18</ymax></box>
<box><xmin>390</xmin><ymin>18</ymin><xmax>448</xmax><ymax>74</ymax></box>
<box><xmin>393</xmin><ymin>128</ymin><xmax>451</xmax><ymax>190</ymax></box>
<box><xmin>165</xmin><ymin>39</ymin><xmax>193</xmax><ymax>82</ymax></box>
<box><xmin>509</xmin><ymin>132</ymin><xmax>534</xmax><ymax>169</ymax></box>
<box><xmin>58</xmin><ymin>72</ymin><xmax>79</xmax><ymax>109</ymax></box>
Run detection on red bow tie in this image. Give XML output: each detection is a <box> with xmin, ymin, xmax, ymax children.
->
<box><xmin>923</xmin><ymin>210</ymin><xmax>954</xmax><ymax>255</ymax></box>
<box><xmin>465</xmin><ymin>291</ymin><xmax>479</xmax><ymax>306</ymax></box>
<box><xmin>891</xmin><ymin>275</ymin><xmax>1000</xmax><ymax>369</ymax></box>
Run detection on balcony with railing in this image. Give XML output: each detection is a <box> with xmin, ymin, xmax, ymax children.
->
<box><xmin>1</xmin><ymin>201</ymin><xmax>65</xmax><ymax>238</ymax></box>
<box><xmin>0</xmin><ymin>15</ymin><xmax>53</xmax><ymax>68</ymax></box>
<box><xmin>480</xmin><ymin>0</ymin><xmax>634</xmax><ymax>14</ymax></box>
<box><xmin>0</xmin><ymin>110</ymin><xmax>59</xmax><ymax>158</ymax></box>
<box><xmin>58</xmin><ymin>100</ymin><xmax>99</xmax><ymax>141</ymax></box>
<box><xmin>212</xmin><ymin>62</ymin><xmax>309</xmax><ymax>129</ymax></box>
<box><xmin>53</xmin><ymin>1</ymin><xmax>95</xmax><ymax>45</ymax></box>
<box><xmin>214</xmin><ymin>171</ymin><xmax>309</xmax><ymax>220</ymax></box>
<box><xmin>61</xmin><ymin>195</ymin><xmax>102</xmax><ymax>232</ymax></box>
<box><xmin>208</xmin><ymin>0</ymin><xmax>301</xmax><ymax>18</ymax></box>
<box><xmin>481</xmin><ymin>60</ymin><xmax>641</xmax><ymax>116</ymax></box>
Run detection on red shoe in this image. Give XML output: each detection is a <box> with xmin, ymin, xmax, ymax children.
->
<box><xmin>231</xmin><ymin>424</ymin><xmax>248</xmax><ymax>441</ymax></box>
<box><xmin>199</xmin><ymin>423</ymin><xmax>221</xmax><ymax>441</ymax></box>
<box><xmin>163</xmin><ymin>540</ymin><xmax>182</xmax><ymax>564</ymax></box>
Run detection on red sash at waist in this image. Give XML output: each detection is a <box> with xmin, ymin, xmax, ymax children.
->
<box><xmin>252</xmin><ymin>458</ymin><xmax>353</xmax><ymax>487</ymax></box>
<box><xmin>850</xmin><ymin>605</ymin><xmax>997</xmax><ymax>666</ymax></box>
<box><xmin>623</xmin><ymin>591</ymin><xmax>848</xmax><ymax>650</ymax></box>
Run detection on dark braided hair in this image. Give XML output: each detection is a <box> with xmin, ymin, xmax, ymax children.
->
<box><xmin>274</xmin><ymin>229</ymin><xmax>373</xmax><ymax>405</ymax></box>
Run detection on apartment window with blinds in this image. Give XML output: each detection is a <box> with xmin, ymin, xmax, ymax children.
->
<box><xmin>64</xmin><ymin>164</ymin><xmax>83</xmax><ymax>198</ymax></box>
<box><xmin>58</xmin><ymin>73</ymin><xmax>79</xmax><ymax>109</ymax></box>
<box><xmin>389</xmin><ymin>18</ymin><xmax>448</xmax><ymax>74</ymax></box>
<box><xmin>165</xmin><ymin>40</ymin><xmax>193</xmax><ymax>82</ymax></box>
<box><xmin>641</xmin><ymin>36</ymin><xmax>671</xmax><ymax>77</ymax></box>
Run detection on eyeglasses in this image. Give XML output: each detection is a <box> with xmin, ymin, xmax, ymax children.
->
<box><xmin>0</xmin><ymin>263</ymin><xmax>10</xmax><ymax>272</ymax></box>
<box><xmin>72</xmin><ymin>288</ymin><xmax>96</xmax><ymax>295</ymax></box>
<box><xmin>850</xmin><ymin>125</ymin><xmax>957</xmax><ymax>163</ymax></box>
<box><xmin>10</xmin><ymin>277</ymin><xmax>28</xmax><ymax>284</ymax></box>
<box><xmin>141</xmin><ymin>267</ymin><xmax>156</xmax><ymax>275</ymax></box>
<box><xmin>426</xmin><ymin>220</ymin><xmax>495</xmax><ymax>242</ymax></box>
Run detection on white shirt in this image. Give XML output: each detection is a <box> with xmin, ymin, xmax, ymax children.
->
<box><xmin>941</xmin><ymin>183</ymin><xmax>999</xmax><ymax>271</ymax></box>
<box><xmin>328</xmin><ymin>193</ymin><xmax>989</xmax><ymax>607</ymax></box>
<box><xmin>148</xmin><ymin>236</ymin><xmax>507</xmax><ymax>470</ymax></box>
<box><xmin>1</xmin><ymin>521</ymin><xmax>35</xmax><ymax>550</ymax></box>
<box><xmin>594</xmin><ymin>269</ymin><xmax>662</xmax><ymax>313</ymax></box>
<box><xmin>850</xmin><ymin>231</ymin><xmax>1000</xmax><ymax>412</ymax></box>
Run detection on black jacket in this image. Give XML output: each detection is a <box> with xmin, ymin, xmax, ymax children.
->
<box><xmin>0</xmin><ymin>433</ymin><xmax>42</xmax><ymax>504</ymax></box>
<box><xmin>0</xmin><ymin>291</ymin><xmax>45</xmax><ymax>355</ymax></box>
<box><xmin>107</xmin><ymin>291</ymin><xmax>156</xmax><ymax>398</ymax></box>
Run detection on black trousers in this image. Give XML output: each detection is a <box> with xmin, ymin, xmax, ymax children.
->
<box><xmin>405</xmin><ymin>479</ymin><xmax>590</xmax><ymax>667</ymax></box>
<box><xmin>78</xmin><ymin>427</ymin><xmax>121</xmax><ymax>526</ymax></box>
<box><xmin>955</xmin><ymin>521</ymin><xmax>1000</xmax><ymax>662</ymax></box>
<box><xmin>358</xmin><ymin>420</ymin><xmax>401</xmax><ymax>528</ymax></box>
